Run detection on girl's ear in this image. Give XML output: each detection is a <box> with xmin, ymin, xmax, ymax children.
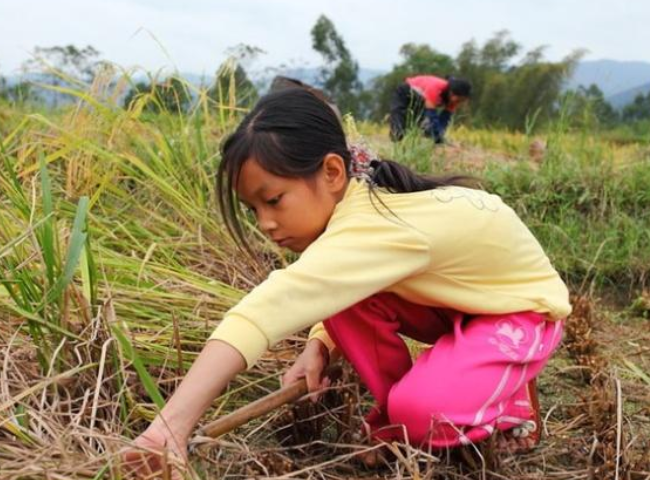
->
<box><xmin>321</xmin><ymin>153</ymin><xmax>348</xmax><ymax>192</ymax></box>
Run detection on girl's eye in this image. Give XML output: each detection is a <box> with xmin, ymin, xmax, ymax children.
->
<box><xmin>266</xmin><ymin>194</ymin><xmax>283</xmax><ymax>206</ymax></box>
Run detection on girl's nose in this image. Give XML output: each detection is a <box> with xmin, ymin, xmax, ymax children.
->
<box><xmin>257</xmin><ymin>212</ymin><xmax>278</xmax><ymax>233</ymax></box>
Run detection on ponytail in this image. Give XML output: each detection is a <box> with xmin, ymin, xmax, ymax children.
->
<box><xmin>370</xmin><ymin>159</ymin><xmax>475</xmax><ymax>193</ymax></box>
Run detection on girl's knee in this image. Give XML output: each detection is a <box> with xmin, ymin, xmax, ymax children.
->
<box><xmin>388</xmin><ymin>374</ymin><xmax>448</xmax><ymax>424</ymax></box>
<box><xmin>387</xmin><ymin>384</ymin><xmax>454</xmax><ymax>444</ymax></box>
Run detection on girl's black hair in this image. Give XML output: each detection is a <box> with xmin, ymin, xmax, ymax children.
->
<box><xmin>216</xmin><ymin>88</ymin><xmax>473</xmax><ymax>247</ymax></box>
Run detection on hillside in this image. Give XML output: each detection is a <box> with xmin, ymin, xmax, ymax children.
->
<box><xmin>566</xmin><ymin>59</ymin><xmax>650</xmax><ymax>97</ymax></box>
<box><xmin>607</xmin><ymin>81</ymin><xmax>650</xmax><ymax>108</ymax></box>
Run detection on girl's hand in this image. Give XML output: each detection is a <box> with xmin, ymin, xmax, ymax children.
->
<box><xmin>121</xmin><ymin>340</ymin><xmax>245</xmax><ymax>478</ymax></box>
<box><xmin>122</xmin><ymin>422</ymin><xmax>188</xmax><ymax>479</ymax></box>
<box><xmin>282</xmin><ymin>339</ymin><xmax>331</xmax><ymax>402</ymax></box>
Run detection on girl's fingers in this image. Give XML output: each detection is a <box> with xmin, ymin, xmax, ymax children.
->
<box><xmin>121</xmin><ymin>451</ymin><xmax>154</xmax><ymax>478</ymax></box>
<box><xmin>122</xmin><ymin>449</ymin><xmax>186</xmax><ymax>479</ymax></box>
<box><xmin>305</xmin><ymin>366</ymin><xmax>322</xmax><ymax>393</ymax></box>
<box><xmin>321</xmin><ymin>376</ymin><xmax>331</xmax><ymax>390</ymax></box>
<box><xmin>281</xmin><ymin>367</ymin><xmax>304</xmax><ymax>387</ymax></box>
<box><xmin>306</xmin><ymin>363</ymin><xmax>330</xmax><ymax>402</ymax></box>
<box><xmin>306</xmin><ymin>375</ymin><xmax>332</xmax><ymax>404</ymax></box>
<box><xmin>132</xmin><ymin>454</ymin><xmax>161</xmax><ymax>477</ymax></box>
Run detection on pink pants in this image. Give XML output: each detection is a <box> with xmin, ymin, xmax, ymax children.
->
<box><xmin>323</xmin><ymin>293</ymin><xmax>564</xmax><ymax>448</ymax></box>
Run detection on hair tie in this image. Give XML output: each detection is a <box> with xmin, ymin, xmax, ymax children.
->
<box><xmin>348</xmin><ymin>143</ymin><xmax>377</xmax><ymax>185</ymax></box>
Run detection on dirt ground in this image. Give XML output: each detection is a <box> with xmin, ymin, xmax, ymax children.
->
<box><xmin>190</xmin><ymin>141</ymin><xmax>650</xmax><ymax>479</ymax></box>
<box><xmin>1</xmin><ymin>141</ymin><xmax>648</xmax><ymax>479</ymax></box>
<box><xmin>184</xmin><ymin>294</ymin><xmax>649</xmax><ymax>479</ymax></box>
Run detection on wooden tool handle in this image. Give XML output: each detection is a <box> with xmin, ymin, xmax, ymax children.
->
<box><xmin>197</xmin><ymin>365</ymin><xmax>341</xmax><ymax>439</ymax></box>
<box><xmin>199</xmin><ymin>380</ymin><xmax>308</xmax><ymax>438</ymax></box>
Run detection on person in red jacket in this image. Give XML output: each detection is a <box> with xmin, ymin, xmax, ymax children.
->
<box><xmin>390</xmin><ymin>75</ymin><xmax>471</xmax><ymax>143</ymax></box>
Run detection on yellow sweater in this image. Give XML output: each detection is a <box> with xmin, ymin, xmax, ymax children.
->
<box><xmin>210</xmin><ymin>179</ymin><xmax>571</xmax><ymax>368</ymax></box>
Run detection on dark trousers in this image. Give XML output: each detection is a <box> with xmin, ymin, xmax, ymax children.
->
<box><xmin>389</xmin><ymin>83</ymin><xmax>425</xmax><ymax>141</ymax></box>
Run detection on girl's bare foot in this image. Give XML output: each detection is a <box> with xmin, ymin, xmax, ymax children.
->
<box><xmin>353</xmin><ymin>421</ymin><xmax>395</xmax><ymax>469</ymax></box>
<box><xmin>357</xmin><ymin>446</ymin><xmax>392</xmax><ymax>469</ymax></box>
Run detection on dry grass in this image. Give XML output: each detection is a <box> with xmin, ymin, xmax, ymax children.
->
<box><xmin>1</xmin><ymin>295</ymin><xmax>649</xmax><ymax>479</ymax></box>
<box><xmin>2</xmin><ymin>74</ymin><xmax>650</xmax><ymax>479</ymax></box>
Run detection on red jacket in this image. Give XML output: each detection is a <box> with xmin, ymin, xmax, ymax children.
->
<box><xmin>406</xmin><ymin>76</ymin><xmax>455</xmax><ymax>111</ymax></box>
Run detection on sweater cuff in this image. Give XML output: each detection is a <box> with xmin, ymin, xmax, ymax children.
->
<box><xmin>208</xmin><ymin>315</ymin><xmax>269</xmax><ymax>369</ymax></box>
<box><xmin>307</xmin><ymin>322</ymin><xmax>337</xmax><ymax>353</ymax></box>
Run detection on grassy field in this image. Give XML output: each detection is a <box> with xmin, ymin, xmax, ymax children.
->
<box><xmin>1</xmin><ymin>77</ymin><xmax>649</xmax><ymax>479</ymax></box>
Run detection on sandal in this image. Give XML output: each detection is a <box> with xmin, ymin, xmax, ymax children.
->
<box><xmin>497</xmin><ymin>378</ymin><xmax>542</xmax><ymax>453</ymax></box>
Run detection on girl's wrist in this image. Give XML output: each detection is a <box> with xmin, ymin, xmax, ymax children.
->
<box><xmin>307</xmin><ymin>338</ymin><xmax>330</xmax><ymax>364</ymax></box>
<box><xmin>150</xmin><ymin>410</ymin><xmax>192</xmax><ymax>443</ymax></box>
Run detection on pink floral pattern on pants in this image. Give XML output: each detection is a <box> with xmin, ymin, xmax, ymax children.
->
<box><xmin>323</xmin><ymin>292</ymin><xmax>564</xmax><ymax>448</ymax></box>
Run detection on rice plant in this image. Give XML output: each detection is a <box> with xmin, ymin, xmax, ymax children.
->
<box><xmin>1</xmin><ymin>66</ymin><xmax>649</xmax><ymax>479</ymax></box>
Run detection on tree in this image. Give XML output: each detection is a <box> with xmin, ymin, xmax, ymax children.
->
<box><xmin>22</xmin><ymin>44</ymin><xmax>103</xmax><ymax>107</ymax></box>
<box><xmin>211</xmin><ymin>63</ymin><xmax>258</xmax><ymax>108</ymax></box>
<box><xmin>455</xmin><ymin>31</ymin><xmax>521</xmax><ymax>125</ymax></box>
<box><xmin>3</xmin><ymin>82</ymin><xmax>35</xmax><ymax>104</ymax></box>
<box><xmin>369</xmin><ymin>43</ymin><xmax>454</xmax><ymax>120</ymax></box>
<box><xmin>123</xmin><ymin>77</ymin><xmax>192</xmax><ymax>114</ymax></box>
<box><xmin>478</xmin><ymin>30</ymin><xmax>520</xmax><ymax>71</ymax></box>
<box><xmin>0</xmin><ymin>73</ymin><xmax>6</xmax><ymax>101</ymax></box>
<box><xmin>455</xmin><ymin>31</ymin><xmax>581</xmax><ymax>129</ymax></box>
<box><xmin>209</xmin><ymin>44</ymin><xmax>261</xmax><ymax>111</ymax></box>
<box><xmin>622</xmin><ymin>92</ymin><xmax>650</xmax><ymax>122</ymax></box>
<box><xmin>505</xmin><ymin>49</ymin><xmax>582</xmax><ymax>129</ymax></box>
<box><xmin>24</xmin><ymin>44</ymin><xmax>102</xmax><ymax>83</ymax></box>
<box><xmin>561</xmin><ymin>84</ymin><xmax>619</xmax><ymax>129</ymax></box>
<box><xmin>311</xmin><ymin>15</ymin><xmax>363</xmax><ymax>116</ymax></box>
<box><xmin>582</xmin><ymin>84</ymin><xmax>617</xmax><ymax>124</ymax></box>
<box><xmin>0</xmin><ymin>65</ymin><xmax>35</xmax><ymax>105</ymax></box>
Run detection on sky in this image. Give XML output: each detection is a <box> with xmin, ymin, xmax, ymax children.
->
<box><xmin>1</xmin><ymin>0</ymin><xmax>649</xmax><ymax>77</ymax></box>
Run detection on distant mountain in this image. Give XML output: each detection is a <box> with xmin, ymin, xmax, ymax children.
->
<box><xmin>253</xmin><ymin>66</ymin><xmax>385</xmax><ymax>92</ymax></box>
<box><xmin>566</xmin><ymin>59</ymin><xmax>650</xmax><ymax>97</ymax></box>
<box><xmin>607</xmin><ymin>82</ymin><xmax>650</xmax><ymax>109</ymax></box>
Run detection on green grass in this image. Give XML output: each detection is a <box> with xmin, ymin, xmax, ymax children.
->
<box><xmin>378</xmin><ymin>121</ymin><xmax>650</xmax><ymax>295</ymax></box>
<box><xmin>1</xmin><ymin>68</ymin><xmax>649</xmax><ymax>478</ymax></box>
<box><xmin>0</xmin><ymin>71</ymin><xmax>258</xmax><ymax>416</ymax></box>
<box><xmin>3</xmin><ymin>72</ymin><xmax>648</xmax><ymax>377</ymax></box>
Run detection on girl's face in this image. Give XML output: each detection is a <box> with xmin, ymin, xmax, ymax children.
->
<box><xmin>236</xmin><ymin>155</ymin><xmax>348</xmax><ymax>253</ymax></box>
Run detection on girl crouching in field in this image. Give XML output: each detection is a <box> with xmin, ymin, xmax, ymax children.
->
<box><xmin>124</xmin><ymin>88</ymin><xmax>571</xmax><ymax>475</ymax></box>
